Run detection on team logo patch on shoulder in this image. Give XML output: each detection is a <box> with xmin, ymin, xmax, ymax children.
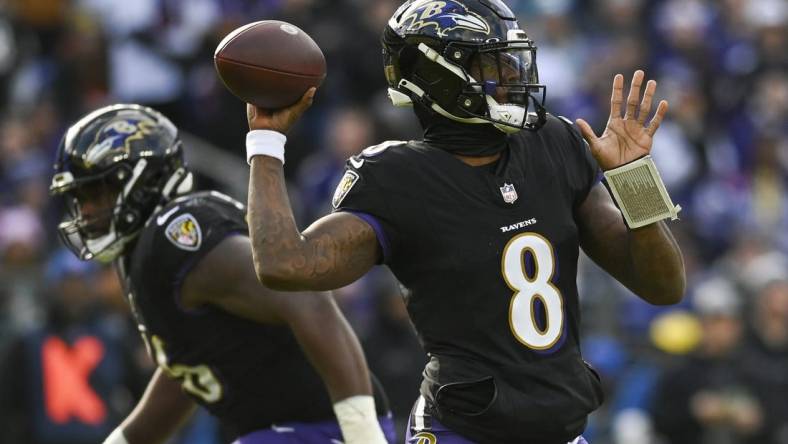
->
<box><xmin>332</xmin><ymin>170</ymin><xmax>360</xmax><ymax>209</ymax></box>
<box><xmin>165</xmin><ymin>213</ymin><xmax>202</xmax><ymax>251</ymax></box>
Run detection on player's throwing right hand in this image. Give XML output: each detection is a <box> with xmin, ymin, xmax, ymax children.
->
<box><xmin>247</xmin><ymin>87</ymin><xmax>316</xmax><ymax>134</ymax></box>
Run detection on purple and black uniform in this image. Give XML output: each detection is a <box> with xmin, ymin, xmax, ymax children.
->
<box><xmin>118</xmin><ymin>191</ymin><xmax>394</xmax><ymax>443</ymax></box>
<box><xmin>333</xmin><ymin>115</ymin><xmax>603</xmax><ymax>444</ymax></box>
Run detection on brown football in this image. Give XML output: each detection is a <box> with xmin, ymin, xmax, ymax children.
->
<box><xmin>214</xmin><ymin>21</ymin><xmax>326</xmax><ymax>109</ymax></box>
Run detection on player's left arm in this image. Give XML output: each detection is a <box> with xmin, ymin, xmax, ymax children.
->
<box><xmin>180</xmin><ymin>235</ymin><xmax>387</xmax><ymax>443</ymax></box>
<box><xmin>577</xmin><ymin>185</ymin><xmax>685</xmax><ymax>304</ymax></box>
<box><xmin>575</xmin><ymin>71</ymin><xmax>686</xmax><ymax>305</ymax></box>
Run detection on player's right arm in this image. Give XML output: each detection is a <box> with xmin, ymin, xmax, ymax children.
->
<box><xmin>105</xmin><ymin>368</ymin><xmax>196</xmax><ymax>444</ymax></box>
<box><xmin>244</xmin><ymin>89</ymin><xmax>382</xmax><ymax>291</ymax></box>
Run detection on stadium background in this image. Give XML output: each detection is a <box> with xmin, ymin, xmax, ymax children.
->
<box><xmin>0</xmin><ymin>0</ymin><xmax>786</xmax><ymax>443</ymax></box>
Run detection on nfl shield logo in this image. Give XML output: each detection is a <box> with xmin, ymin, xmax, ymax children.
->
<box><xmin>500</xmin><ymin>183</ymin><xmax>518</xmax><ymax>204</ymax></box>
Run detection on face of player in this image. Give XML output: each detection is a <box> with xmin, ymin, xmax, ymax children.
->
<box><xmin>69</xmin><ymin>180</ymin><xmax>120</xmax><ymax>239</ymax></box>
<box><xmin>469</xmin><ymin>48</ymin><xmax>537</xmax><ymax>105</ymax></box>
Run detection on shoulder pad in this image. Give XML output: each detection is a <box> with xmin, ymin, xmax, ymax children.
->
<box><xmin>556</xmin><ymin>116</ymin><xmax>588</xmax><ymax>145</ymax></box>
<box><xmin>346</xmin><ymin>140</ymin><xmax>408</xmax><ymax>171</ymax></box>
<box><xmin>555</xmin><ymin>115</ymin><xmax>584</xmax><ymax>137</ymax></box>
<box><xmin>361</xmin><ymin>140</ymin><xmax>407</xmax><ymax>158</ymax></box>
<box><xmin>205</xmin><ymin>191</ymin><xmax>245</xmax><ymax>211</ymax></box>
<box><xmin>557</xmin><ymin>115</ymin><xmax>574</xmax><ymax>126</ymax></box>
<box><xmin>170</xmin><ymin>190</ymin><xmax>244</xmax><ymax>211</ymax></box>
<box><xmin>556</xmin><ymin>115</ymin><xmax>591</xmax><ymax>149</ymax></box>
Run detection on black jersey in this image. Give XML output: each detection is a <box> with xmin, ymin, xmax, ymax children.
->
<box><xmin>117</xmin><ymin>191</ymin><xmax>338</xmax><ymax>437</ymax></box>
<box><xmin>333</xmin><ymin>115</ymin><xmax>604</xmax><ymax>444</ymax></box>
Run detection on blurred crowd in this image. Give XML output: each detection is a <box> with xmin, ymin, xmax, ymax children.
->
<box><xmin>0</xmin><ymin>0</ymin><xmax>785</xmax><ymax>443</ymax></box>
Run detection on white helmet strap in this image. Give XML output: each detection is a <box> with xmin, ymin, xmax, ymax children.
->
<box><xmin>396</xmin><ymin>79</ymin><xmax>489</xmax><ymax>125</ymax></box>
<box><xmin>416</xmin><ymin>43</ymin><xmax>469</xmax><ymax>81</ymax></box>
<box><xmin>160</xmin><ymin>167</ymin><xmax>191</xmax><ymax>199</ymax></box>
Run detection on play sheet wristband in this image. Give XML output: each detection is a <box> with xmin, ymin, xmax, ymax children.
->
<box><xmin>603</xmin><ymin>155</ymin><xmax>681</xmax><ymax>229</ymax></box>
<box><xmin>246</xmin><ymin>130</ymin><xmax>286</xmax><ymax>165</ymax></box>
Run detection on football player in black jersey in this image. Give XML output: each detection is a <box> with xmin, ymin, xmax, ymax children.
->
<box><xmin>242</xmin><ymin>1</ymin><xmax>685</xmax><ymax>443</ymax></box>
<box><xmin>49</xmin><ymin>105</ymin><xmax>395</xmax><ymax>444</ymax></box>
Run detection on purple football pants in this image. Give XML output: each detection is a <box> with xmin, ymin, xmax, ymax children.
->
<box><xmin>406</xmin><ymin>397</ymin><xmax>588</xmax><ymax>444</ymax></box>
<box><xmin>233</xmin><ymin>415</ymin><xmax>396</xmax><ymax>443</ymax></box>
<box><xmin>405</xmin><ymin>420</ymin><xmax>588</xmax><ymax>444</ymax></box>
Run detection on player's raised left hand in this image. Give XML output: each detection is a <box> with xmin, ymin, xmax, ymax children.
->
<box><xmin>575</xmin><ymin>70</ymin><xmax>668</xmax><ymax>171</ymax></box>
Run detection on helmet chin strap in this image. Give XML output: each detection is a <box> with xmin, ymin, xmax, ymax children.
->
<box><xmin>486</xmin><ymin>96</ymin><xmax>526</xmax><ymax>134</ymax></box>
<box><xmin>387</xmin><ymin>87</ymin><xmax>414</xmax><ymax>107</ymax></box>
<box><xmin>86</xmin><ymin>231</ymin><xmax>124</xmax><ymax>263</ymax></box>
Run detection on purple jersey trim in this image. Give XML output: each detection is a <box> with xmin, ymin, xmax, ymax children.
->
<box><xmin>593</xmin><ymin>170</ymin><xmax>604</xmax><ymax>186</ymax></box>
<box><xmin>345</xmin><ymin>211</ymin><xmax>392</xmax><ymax>263</ymax></box>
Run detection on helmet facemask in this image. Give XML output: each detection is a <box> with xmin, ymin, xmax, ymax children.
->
<box><xmin>53</xmin><ymin>164</ymin><xmax>137</xmax><ymax>263</ymax></box>
<box><xmin>466</xmin><ymin>41</ymin><xmax>547</xmax><ymax>132</ymax></box>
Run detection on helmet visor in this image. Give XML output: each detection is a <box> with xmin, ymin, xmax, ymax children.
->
<box><xmin>469</xmin><ymin>46</ymin><xmax>540</xmax><ymax>105</ymax></box>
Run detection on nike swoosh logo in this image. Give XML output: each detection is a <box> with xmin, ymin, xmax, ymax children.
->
<box><xmin>349</xmin><ymin>157</ymin><xmax>364</xmax><ymax>169</ymax></box>
<box><xmin>156</xmin><ymin>206</ymin><xmax>180</xmax><ymax>226</ymax></box>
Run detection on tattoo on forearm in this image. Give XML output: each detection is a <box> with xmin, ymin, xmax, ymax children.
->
<box><xmin>248</xmin><ymin>158</ymin><xmax>375</xmax><ymax>288</ymax></box>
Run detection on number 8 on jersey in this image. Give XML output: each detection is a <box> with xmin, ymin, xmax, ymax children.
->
<box><xmin>502</xmin><ymin>233</ymin><xmax>564</xmax><ymax>350</ymax></box>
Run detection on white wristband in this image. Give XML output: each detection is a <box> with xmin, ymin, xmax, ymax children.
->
<box><xmin>333</xmin><ymin>395</ymin><xmax>387</xmax><ymax>444</ymax></box>
<box><xmin>103</xmin><ymin>428</ymin><xmax>129</xmax><ymax>444</ymax></box>
<box><xmin>246</xmin><ymin>130</ymin><xmax>286</xmax><ymax>165</ymax></box>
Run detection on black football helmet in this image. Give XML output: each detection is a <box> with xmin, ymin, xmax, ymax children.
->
<box><xmin>383</xmin><ymin>0</ymin><xmax>547</xmax><ymax>133</ymax></box>
<box><xmin>50</xmin><ymin>104</ymin><xmax>193</xmax><ymax>262</ymax></box>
